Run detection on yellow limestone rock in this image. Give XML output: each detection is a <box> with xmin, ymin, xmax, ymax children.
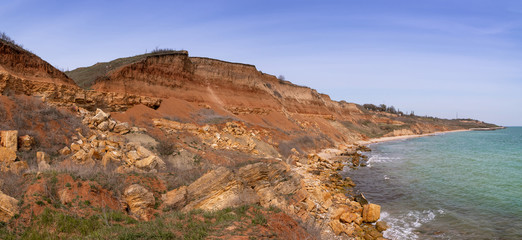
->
<box><xmin>36</xmin><ymin>151</ymin><xmax>51</xmax><ymax>171</ymax></box>
<box><xmin>134</xmin><ymin>155</ymin><xmax>166</xmax><ymax>170</ymax></box>
<box><xmin>0</xmin><ymin>190</ymin><xmax>19</xmax><ymax>222</ymax></box>
<box><xmin>362</xmin><ymin>203</ymin><xmax>381</xmax><ymax>223</ymax></box>
<box><xmin>0</xmin><ymin>130</ymin><xmax>17</xmax><ymax>151</ymax></box>
<box><xmin>329</xmin><ymin>219</ymin><xmax>354</xmax><ymax>236</ymax></box>
<box><xmin>0</xmin><ymin>147</ymin><xmax>16</xmax><ymax>163</ymax></box>
<box><xmin>123</xmin><ymin>184</ymin><xmax>155</xmax><ymax>221</ymax></box>
<box><xmin>59</xmin><ymin>146</ymin><xmax>71</xmax><ymax>155</ymax></box>
<box><xmin>161</xmin><ymin>186</ymin><xmax>187</xmax><ymax>210</ymax></box>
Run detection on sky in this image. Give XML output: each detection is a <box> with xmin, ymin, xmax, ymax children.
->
<box><xmin>1</xmin><ymin>0</ymin><xmax>521</xmax><ymax>126</ymax></box>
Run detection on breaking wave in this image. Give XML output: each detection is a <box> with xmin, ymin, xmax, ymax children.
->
<box><xmin>381</xmin><ymin>209</ymin><xmax>445</xmax><ymax>240</ymax></box>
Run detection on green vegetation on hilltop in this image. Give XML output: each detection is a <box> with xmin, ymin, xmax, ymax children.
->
<box><xmin>65</xmin><ymin>48</ymin><xmax>185</xmax><ymax>89</ymax></box>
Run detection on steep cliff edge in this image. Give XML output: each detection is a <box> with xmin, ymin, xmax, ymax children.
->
<box><xmin>0</xmin><ymin>39</ymin><xmax>161</xmax><ymax>111</ymax></box>
<box><xmin>81</xmin><ymin>51</ymin><xmax>496</xmax><ymax>150</ymax></box>
<box><xmin>0</xmin><ymin>38</ymin><xmax>75</xmax><ymax>86</ymax></box>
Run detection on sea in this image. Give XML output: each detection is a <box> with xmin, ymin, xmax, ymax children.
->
<box><xmin>342</xmin><ymin>127</ymin><xmax>522</xmax><ymax>240</ymax></box>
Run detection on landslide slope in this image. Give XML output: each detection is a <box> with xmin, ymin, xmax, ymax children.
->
<box><xmin>68</xmin><ymin>51</ymin><xmax>497</xmax><ymax>151</ymax></box>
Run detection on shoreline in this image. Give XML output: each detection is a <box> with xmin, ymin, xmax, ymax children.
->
<box><xmin>356</xmin><ymin>129</ymin><xmax>470</xmax><ymax>145</ymax></box>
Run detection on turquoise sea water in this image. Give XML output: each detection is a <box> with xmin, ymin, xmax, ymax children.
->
<box><xmin>342</xmin><ymin>127</ymin><xmax>522</xmax><ymax>239</ymax></box>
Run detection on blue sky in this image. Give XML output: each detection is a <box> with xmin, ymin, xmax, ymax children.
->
<box><xmin>1</xmin><ymin>0</ymin><xmax>521</xmax><ymax>125</ymax></box>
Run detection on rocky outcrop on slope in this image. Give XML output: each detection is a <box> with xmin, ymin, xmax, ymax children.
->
<box><xmin>161</xmin><ymin>151</ymin><xmax>387</xmax><ymax>239</ymax></box>
<box><xmin>60</xmin><ymin>109</ymin><xmax>166</xmax><ymax>173</ymax></box>
<box><xmin>0</xmin><ymin>190</ymin><xmax>19</xmax><ymax>222</ymax></box>
<box><xmin>153</xmin><ymin>118</ymin><xmax>278</xmax><ymax>157</ymax></box>
<box><xmin>0</xmin><ymin>39</ymin><xmax>75</xmax><ymax>86</ymax></box>
<box><xmin>0</xmin><ymin>130</ymin><xmax>29</xmax><ymax>174</ymax></box>
<box><xmin>0</xmin><ymin>73</ymin><xmax>161</xmax><ymax>111</ymax></box>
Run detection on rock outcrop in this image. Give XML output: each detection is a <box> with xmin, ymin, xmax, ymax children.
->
<box><xmin>0</xmin><ymin>130</ymin><xmax>17</xmax><ymax>151</ymax></box>
<box><xmin>123</xmin><ymin>184</ymin><xmax>155</xmax><ymax>220</ymax></box>
<box><xmin>0</xmin><ymin>190</ymin><xmax>19</xmax><ymax>222</ymax></box>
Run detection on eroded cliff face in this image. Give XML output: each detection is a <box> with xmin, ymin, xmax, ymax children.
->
<box><xmin>0</xmin><ymin>40</ymin><xmax>75</xmax><ymax>86</ymax></box>
<box><xmin>90</xmin><ymin>52</ymin><xmax>481</xmax><ymax>150</ymax></box>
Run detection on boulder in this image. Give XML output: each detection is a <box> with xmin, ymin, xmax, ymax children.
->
<box><xmin>134</xmin><ymin>154</ymin><xmax>165</xmax><ymax>171</ymax></box>
<box><xmin>97</xmin><ymin>121</ymin><xmax>109</xmax><ymax>131</ymax></box>
<box><xmin>91</xmin><ymin>108</ymin><xmax>110</xmax><ymax>125</ymax></box>
<box><xmin>340</xmin><ymin>212</ymin><xmax>358</xmax><ymax>224</ymax></box>
<box><xmin>375</xmin><ymin>221</ymin><xmax>389</xmax><ymax>232</ymax></box>
<box><xmin>123</xmin><ymin>184</ymin><xmax>155</xmax><ymax>220</ymax></box>
<box><xmin>18</xmin><ymin>135</ymin><xmax>34</xmax><ymax>151</ymax></box>
<box><xmin>136</xmin><ymin>145</ymin><xmax>153</xmax><ymax>158</ymax></box>
<box><xmin>0</xmin><ymin>147</ymin><xmax>16</xmax><ymax>163</ymax></box>
<box><xmin>0</xmin><ymin>190</ymin><xmax>19</xmax><ymax>222</ymax></box>
<box><xmin>0</xmin><ymin>131</ymin><xmax>17</xmax><ymax>151</ymax></box>
<box><xmin>362</xmin><ymin>203</ymin><xmax>381</xmax><ymax>223</ymax></box>
<box><xmin>331</xmin><ymin>205</ymin><xmax>350</xmax><ymax>220</ymax></box>
<box><xmin>59</xmin><ymin>146</ymin><xmax>71</xmax><ymax>155</ymax></box>
<box><xmin>354</xmin><ymin>193</ymin><xmax>368</xmax><ymax>205</ymax></box>
<box><xmin>183</xmin><ymin>167</ymin><xmax>258</xmax><ymax>211</ymax></box>
<box><xmin>329</xmin><ymin>219</ymin><xmax>354</xmax><ymax>236</ymax></box>
<box><xmin>125</xmin><ymin>150</ymin><xmax>140</xmax><ymax>164</ymax></box>
<box><xmin>161</xmin><ymin>186</ymin><xmax>187</xmax><ymax>210</ymax></box>
<box><xmin>108</xmin><ymin>120</ymin><xmax>117</xmax><ymax>131</ymax></box>
<box><xmin>113</xmin><ymin>122</ymin><xmax>130</xmax><ymax>134</ymax></box>
<box><xmin>70</xmin><ymin>143</ymin><xmax>81</xmax><ymax>152</ymax></box>
<box><xmin>73</xmin><ymin>149</ymin><xmax>87</xmax><ymax>162</ymax></box>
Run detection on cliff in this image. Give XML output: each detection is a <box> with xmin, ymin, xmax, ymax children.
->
<box><xmin>82</xmin><ymin>51</ymin><xmax>495</xmax><ymax>151</ymax></box>
<box><xmin>0</xmin><ymin>41</ymin><xmax>499</xmax><ymax>239</ymax></box>
<box><xmin>0</xmin><ymin>39</ymin><xmax>75</xmax><ymax>86</ymax></box>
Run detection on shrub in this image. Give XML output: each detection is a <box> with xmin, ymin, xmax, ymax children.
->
<box><xmin>156</xmin><ymin>138</ymin><xmax>176</xmax><ymax>156</ymax></box>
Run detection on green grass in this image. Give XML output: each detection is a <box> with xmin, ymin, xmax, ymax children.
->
<box><xmin>0</xmin><ymin>204</ymin><xmax>277</xmax><ymax>240</ymax></box>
